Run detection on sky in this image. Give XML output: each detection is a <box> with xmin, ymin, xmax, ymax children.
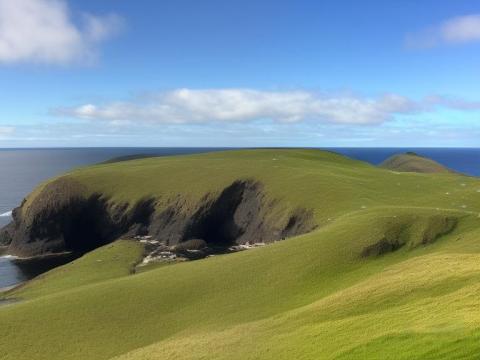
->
<box><xmin>0</xmin><ymin>0</ymin><xmax>480</xmax><ymax>148</ymax></box>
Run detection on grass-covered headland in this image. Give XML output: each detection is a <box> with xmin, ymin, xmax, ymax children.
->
<box><xmin>1</xmin><ymin>149</ymin><xmax>480</xmax><ymax>360</ymax></box>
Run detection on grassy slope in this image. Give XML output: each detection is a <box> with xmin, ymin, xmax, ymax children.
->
<box><xmin>1</xmin><ymin>149</ymin><xmax>480</xmax><ymax>360</ymax></box>
<box><xmin>10</xmin><ymin>240</ymin><xmax>144</xmax><ymax>299</ymax></box>
<box><xmin>21</xmin><ymin>149</ymin><xmax>480</xmax><ymax>222</ymax></box>
<box><xmin>380</xmin><ymin>153</ymin><xmax>453</xmax><ymax>174</ymax></box>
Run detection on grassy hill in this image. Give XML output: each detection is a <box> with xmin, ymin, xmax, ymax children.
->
<box><xmin>1</xmin><ymin>149</ymin><xmax>480</xmax><ymax>360</ymax></box>
<box><xmin>380</xmin><ymin>152</ymin><xmax>454</xmax><ymax>174</ymax></box>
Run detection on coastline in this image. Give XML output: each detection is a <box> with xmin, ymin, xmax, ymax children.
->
<box><xmin>11</xmin><ymin>251</ymin><xmax>75</xmax><ymax>263</ymax></box>
<box><xmin>0</xmin><ymin>283</ymin><xmax>23</xmax><ymax>296</ymax></box>
<box><xmin>0</xmin><ymin>251</ymin><xmax>77</xmax><ymax>294</ymax></box>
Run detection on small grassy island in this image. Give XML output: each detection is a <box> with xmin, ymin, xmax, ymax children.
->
<box><xmin>1</xmin><ymin>149</ymin><xmax>480</xmax><ymax>360</ymax></box>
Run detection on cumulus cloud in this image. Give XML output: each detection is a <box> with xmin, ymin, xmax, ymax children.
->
<box><xmin>0</xmin><ymin>0</ymin><xmax>123</xmax><ymax>64</ymax></box>
<box><xmin>55</xmin><ymin>89</ymin><xmax>419</xmax><ymax>125</ymax></box>
<box><xmin>406</xmin><ymin>14</ymin><xmax>480</xmax><ymax>48</ymax></box>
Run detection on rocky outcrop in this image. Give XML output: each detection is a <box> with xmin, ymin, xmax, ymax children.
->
<box><xmin>0</xmin><ymin>221</ymin><xmax>14</xmax><ymax>246</ymax></box>
<box><xmin>5</xmin><ymin>178</ymin><xmax>127</xmax><ymax>257</ymax></box>
<box><xmin>1</xmin><ymin>178</ymin><xmax>316</xmax><ymax>258</ymax></box>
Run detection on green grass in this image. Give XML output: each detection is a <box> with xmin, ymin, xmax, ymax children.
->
<box><xmin>20</xmin><ymin>149</ymin><xmax>480</xmax><ymax>226</ymax></box>
<box><xmin>1</xmin><ymin>149</ymin><xmax>480</xmax><ymax>360</ymax></box>
<box><xmin>380</xmin><ymin>152</ymin><xmax>453</xmax><ymax>173</ymax></box>
<box><xmin>8</xmin><ymin>240</ymin><xmax>144</xmax><ymax>299</ymax></box>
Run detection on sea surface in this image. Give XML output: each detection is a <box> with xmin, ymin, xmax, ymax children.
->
<box><xmin>0</xmin><ymin>147</ymin><xmax>479</xmax><ymax>289</ymax></box>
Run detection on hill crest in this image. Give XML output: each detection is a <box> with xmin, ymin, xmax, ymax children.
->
<box><xmin>379</xmin><ymin>152</ymin><xmax>453</xmax><ymax>174</ymax></box>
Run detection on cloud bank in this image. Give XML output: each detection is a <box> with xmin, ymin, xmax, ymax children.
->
<box><xmin>56</xmin><ymin>89</ymin><xmax>420</xmax><ymax>125</ymax></box>
<box><xmin>407</xmin><ymin>14</ymin><xmax>480</xmax><ymax>48</ymax></box>
<box><xmin>0</xmin><ymin>0</ymin><xmax>123</xmax><ymax>64</ymax></box>
<box><xmin>0</xmin><ymin>126</ymin><xmax>14</xmax><ymax>136</ymax></box>
<box><xmin>57</xmin><ymin>89</ymin><xmax>480</xmax><ymax>126</ymax></box>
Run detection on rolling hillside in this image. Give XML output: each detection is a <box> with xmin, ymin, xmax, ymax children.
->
<box><xmin>380</xmin><ymin>152</ymin><xmax>454</xmax><ymax>174</ymax></box>
<box><xmin>1</xmin><ymin>149</ymin><xmax>480</xmax><ymax>360</ymax></box>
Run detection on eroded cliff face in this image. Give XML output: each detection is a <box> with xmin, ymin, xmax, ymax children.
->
<box><xmin>0</xmin><ymin>178</ymin><xmax>316</xmax><ymax>258</ymax></box>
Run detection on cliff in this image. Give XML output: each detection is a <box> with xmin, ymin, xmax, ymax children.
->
<box><xmin>1</xmin><ymin>176</ymin><xmax>315</xmax><ymax>258</ymax></box>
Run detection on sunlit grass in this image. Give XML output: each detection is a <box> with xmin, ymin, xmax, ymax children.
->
<box><xmin>1</xmin><ymin>149</ymin><xmax>480</xmax><ymax>360</ymax></box>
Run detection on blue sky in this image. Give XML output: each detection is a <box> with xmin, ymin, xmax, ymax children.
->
<box><xmin>0</xmin><ymin>0</ymin><xmax>480</xmax><ymax>147</ymax></box>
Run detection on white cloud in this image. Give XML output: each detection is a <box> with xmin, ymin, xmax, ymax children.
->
<box><xmin>0</xmin><ymin>126</ymin><xmax>14</xmax><ymax>137</ymax></box>
<box><xmin>406</xmin><ymin>14</ymin><xmax>480</xmax><ymax>48</ymax></box>
<box><xmin>55</xmin><ymin>89</ymin><xmax>419</xmax><ymax>125</ymax></box>
<box><xmin>442</xmin><ymin>14</ymin><xmax>480</xmax><ymax>43</ymax></box>
<box><xmin>0</xmin><ymin>0</ymin><xmax>123</xmax><ymax>64</ymax></box>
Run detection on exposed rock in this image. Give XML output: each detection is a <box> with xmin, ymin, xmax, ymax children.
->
<box><xmin>0</xmin><ymin>221</ymin><xmax>14</xmax><ymax>246</ymax></box>
<box><xmin>0</xmin><ymin>246</ymin><xmax>8</xmax><ymax>256</ymax></box>
<box><xmin>172</xmin><ymin>239</ymin><xmax>207</xmax><ymax>252</ymax></box>
<box><xmin>4</xmin><ymin>178</ymin><xmax>158</xmax><ymax>257</ymax></box>
<box><xmin>1</xmin><ymin>178</ymin><xmax>317</xmax><ymax>258</ymax></box>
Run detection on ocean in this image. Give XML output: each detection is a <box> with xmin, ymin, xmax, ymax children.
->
<box><xmin>0</xmin><ymin>147</ymin><xmax>479</xmax><ymax>289</ymax></box>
